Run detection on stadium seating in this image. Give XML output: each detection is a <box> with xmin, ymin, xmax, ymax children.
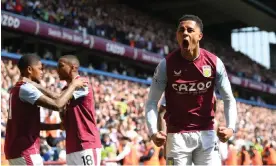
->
<box><xmin>1</xmin><ymin>57</ymin><xmax>276</xmax><ymax>164</ymax></box>
<box><xmin>1</xmin><ymin>0</ymin><xmax>276</xmax><ymax>86</ymax></box>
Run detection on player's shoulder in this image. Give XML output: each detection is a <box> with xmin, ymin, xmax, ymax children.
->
<box><xmin>200</xmin><ymin>48</ymin><xmax>223</xmax><ymax>66</ymax></box>
<box><xmin>19</xmin><ymin>82</ymin><xmax>41</xmax><ymax>98</ymax></box>
<box><xmin>72</xmin><ymin>76</ymin><xmax>91</xmax><ymax>100</ymax></box>
<box><xmin>19</xmin><ymin>82</ymin><xmax>36</xmax><ymax>92</ymax></box>
<box><xmin>9</xmin><ymin>81</ymin><xmax>24</xmax><ymax>91</ymax></box>
<box><xmin>18</xmin><ymin>82</ymin><xmax>43</xmax><ymax>103</ymax></box>
<box><xmin>200</xmin><ymin>48</ymin><xmax>217</xmax><ymax>58</ymax></box>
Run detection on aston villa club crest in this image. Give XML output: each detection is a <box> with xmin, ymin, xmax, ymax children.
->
<box><xmin>202</xmin><ymin>65</ymin><xmax>211</xmax><ymax>77</ymax></box>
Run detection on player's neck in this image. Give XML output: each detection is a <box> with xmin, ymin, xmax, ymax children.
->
<box><xmin>181</xmin><ymin>45</ymin><xmax>200</xmax><ymax>61</ymax></box>
<box><xmin>20</xmin><ymin>75</ymin><xmax>32</xmax><ymax>81</ymax></box>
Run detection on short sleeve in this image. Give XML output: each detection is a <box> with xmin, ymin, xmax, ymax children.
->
<box><xmin>19</xmin><ymin>83</ymin><xmax>43</xmax><ymax>105</ymax></box>
<box><xmin>73</xmin><ymin>86</ymin><xmax>89</xmax><ymax>99</ymax></box>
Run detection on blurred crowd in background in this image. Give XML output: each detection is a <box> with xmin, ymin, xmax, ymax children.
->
<box><xmin>1</xmin><ymin>0</ymin><xmax>276</xmax><ymax>165</ymax></box>
<box><xmin>1</xmin><ymin>59</ymin><xmax>276</xmax><ymax>165</ymax></box>
<box><xmin>2</xmin><ymin>0</ymin><xmax>276</xmax><ymax>86</ymax></box>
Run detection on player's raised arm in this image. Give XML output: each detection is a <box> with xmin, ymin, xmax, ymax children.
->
<box><xmin>22</xmin><ymin>77</ymin><xmax>60</xmax><ymax>99</ymax></box>
<box><xmin>35</xmin><ymin>78</ymin><xmax>86</xmax><ymax>111</ymax></box>
<box><xmin>20</xmin><ymin>78</ymin><xmax>86</xmax><ymax>112</ymax></box>
<box><xmin>145</xmin><ymin>59</ymin><xmax>167</xmax><ymax>146</ymax></box>
<box><xmin>215</xmin><ymin>57</ymin><xmax>237</xmax><ymax>142</ymax></box>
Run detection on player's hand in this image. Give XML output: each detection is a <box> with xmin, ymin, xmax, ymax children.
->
<box><xmin>217</xmin><ymin>127</ymin><xmax>234</xmax><ymax>143</ymax></box>
<box><xmin>151</xmin><ymin>131</ymin><xmax>167</xmax><ymax>147</ymax></box>
<box><xmin>71</xmin><ymin>78</ymin><xmax>88</xmax><ymax>89</ymax></box>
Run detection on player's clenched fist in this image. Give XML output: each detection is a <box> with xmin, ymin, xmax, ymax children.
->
<box><xmin>151</xmin><ymin>131</ymin><xmax>167</xmax><ymax>147</ymax></box>
<box><xmin>217</xmin><ymin>127</ymin><xmax>234</xmax><ymax>143</ymax></box>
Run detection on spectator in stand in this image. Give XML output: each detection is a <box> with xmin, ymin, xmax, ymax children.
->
<box><xmin>101</xmin><ymin>134</ymin><xmax>117</xmax><ymax>166</ymax></box>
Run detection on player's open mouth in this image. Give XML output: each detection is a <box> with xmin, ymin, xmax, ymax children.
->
<box><xmin>182</xmin><ymin>40</ymin><xmax>189</xmax><ymax>49</ymax></box>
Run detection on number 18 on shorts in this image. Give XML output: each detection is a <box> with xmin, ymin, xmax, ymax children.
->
<box><xmin>66</xmin><ymin>148</ymin><xmax>101</xmax><ymax>166</ymax></box>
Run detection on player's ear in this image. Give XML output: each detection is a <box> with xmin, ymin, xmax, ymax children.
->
<box><xmin>72</xmin><ymin>65</ymin><xmax>78</xmax><ymax>72</ymax></box>
<box><xmin>27</xmin><ymin>66</ymin><xmax>32</xmax><ymax>74</ymax></box>
<box><xmin>199</xmin><ymin>32</ymin><xmax>203</xmax><ymax>41</ymax></box>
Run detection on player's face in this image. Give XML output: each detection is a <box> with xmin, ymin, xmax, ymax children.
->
<box><xmin>176</xmin><ymin>20</ymin><xmax>203</xmax><ymax>52</ymax></box>
<box><xmin>28</xmin><ymin>61</ymin><xmax>43</xmax><ymax>83</ymax></box>
<box><xmin>57</xmin><ymin>59</ymin><xmax>72</xmax><ymax>80</ymax></box>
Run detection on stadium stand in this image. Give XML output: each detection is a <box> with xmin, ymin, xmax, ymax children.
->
<box><xmin>2</xmin><ymin>0</ymin><xmax>276</xmax><ymax>87</ymax></box>
<box><xmin>1</xmin><ymin>0</ymin><xmax>276</xmax><ymax>165</ymax></box>
<box><xmin>1</xmin><ymin>52</ymin><xmax>276</xmax><ymax>165</ymax></box>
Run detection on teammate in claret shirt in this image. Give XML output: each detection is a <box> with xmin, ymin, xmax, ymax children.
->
<box><xmin>145</xmin><ymin>14</ymin><xmax>237</xmax><ymax>166</ymax></box>
<box><xmin>30</xmin><ymin>55</ymin><xmax>102</xmax><ymax>165</ymax></box>
<box><xmin>5</xmin><ymin>55</ymin><xmax>85</xmax><ymax>165</ymax></box>
<box><xmin>33</xmin><ymin>55</ymin><xmax>102</xmax><ymax>165</ymax></box>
